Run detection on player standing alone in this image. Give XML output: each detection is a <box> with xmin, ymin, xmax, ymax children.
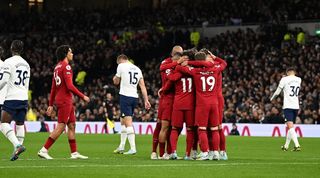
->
<box><xmin>270</xmin><ymin>67</ymin><xmax>301</xmax><ymax>151</ymax></box>
<box><xmin>0</xmin><ymin>40</ymin><xmax>30</xmax><ymax>161</ymax></box>
<box><xmin>38</xmin><ymin>45</ymin><xmax>90</xmax><ymax>159</ymax></box>
<box><xmin>113</xmin><ymin>54</ymin><xmax>151</xmax><ymax>155</ymax></box>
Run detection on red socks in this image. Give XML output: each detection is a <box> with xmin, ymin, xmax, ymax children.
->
<box><xmin>152</xmin><ymin>122</ymin><xmax>161</xmax><ymax>152</ymax></box>
<box><xmin>166</xmin><ymin>128</ymin><xmax>172</xmax><ymax>154</ymax></box>
<box><xmin>159</xmin><ymin>142</ymin><xmax>165</xmax><ymax>157</ymax></box>
<box><xmin>219</xmin><ymin>129</ymin><xmax>226</xmax><ymax>151</ymax></box>
<box><xmin>68</xmin><ymin>139</ymin><xmax>77</xmax><ymax>153</ymax></box>
<box><xmin>212</xmin><ymin>130</ymin><xmax>220</xmax><ymax>151</ymax></box>
<box><xmin>208</xmin><ymin>130</ymin><xmax>213</xmax><ymax>151</ymax></box>
<box><xmin>193</xmin><ymin>128</ymin><xmax>198</xmax><ymax>150</ymax></box>
<box><xmin>186</xmin><ymin>130</ymin><xmax>194</xmax><ymax>156</ymax></box>
<box><xmin>170</xmin><ymin>129</ymin><xmax>179</xmax><ymax>152</ymax></box>
<box><xmin>198</xmin><ymin>129</ymin><xmax>209</xmax><ymax>152</ymax></box>
<box><xmin>44</xmin><ymin>137</ymin><xmax>55</xmax><ymax>150</ymax></box>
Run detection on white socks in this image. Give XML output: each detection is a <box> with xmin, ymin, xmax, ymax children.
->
<box><xmin>289</xmin><ymin>128</ymin><xmax>300</xmax><ymax>147</ymax></box>
<box><xmin>284</xmin><ymin>129</ymin><xmax>291</xmax><ymax>148</ymax></box>
<box><xmin>0</xmin><ymin>123</ymin><xmax>20</xmax><ymax>147</ymax></box>
<box><xmin>285</xmin><ymin>127</ymin><xmax>300</xmax><ymax>148</ymax></box>
<box><xmin>119</xmin><ymin>125</ymin><xmax>127</xmax><ymax>150</ymax></box>
<box><xmin>126</xmin><ymin>126</ymin><xmax>136</xmax><ymax>151</ymax></box>
<box><xmin>16</xmin><ymin>125</ymin><xmax>25</xmax><ymax>145</ymax></box>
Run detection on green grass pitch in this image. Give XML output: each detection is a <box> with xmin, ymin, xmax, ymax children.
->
<box><xmin>0</xmin><ymin>133</ymin><xmax>319</xmax><ymax>178</ymax></box>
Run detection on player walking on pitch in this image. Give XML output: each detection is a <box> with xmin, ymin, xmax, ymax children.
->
<box><xmin>270</xmin><ymin>67</ymin><xmax>301</xmax><ymax>151</ymax></box>
<box><xmin>38</xmin><ymin>45</ymin><xmax>90</xmax><ymax>159</ymax></box>
<box><xmin>0</xmin><ymin>40</ymin><xmax>30</xmax><ymax>161</ymax></box>
<box><xmin>113</xmin><ymin>54</ymin><xmax>151</xmax><ymax>155</ymax></box>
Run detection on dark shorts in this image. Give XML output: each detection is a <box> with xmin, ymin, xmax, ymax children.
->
<box><xmin>120</xmin><ymin>95</ymin><xmax>138</xmax><ymax>117</ymax></box>
<box><xmin>2</xmin><ymin>100</ymin><xmax>28</xmax><ymax>123</ymax></box>
<box><xmin>283</xmin><ymin>109</ymin><xmax>298</xmax><ymax>123</ymax></box>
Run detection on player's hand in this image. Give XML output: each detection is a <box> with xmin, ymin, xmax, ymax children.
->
<box><xmin>83</xmin><ymin>96</ymin><xmax>90</xmax><ymax>102</ymax></box>
<box><xmin>46</xmin><ymin>106</ymin><xmax>53</xmax><ymax>116</ymax></box>
<box><xmin>158</xmin><ymin>88</ymin><xmax>163</xmax><ymax>98</ymax></box>
<box><xmin>208</xmin><ymin>51</ymin><xmax>217</xmax><ymax>59</ymax></box>
<box><xmin>181</xmin><ymin>61</ymin><xmax>188</xmax><ymax>66</ymax></box>
<box><xmin>145</xmin><ymin>101</ymin><xmax>151</xmax><ymax>110</ymax></box>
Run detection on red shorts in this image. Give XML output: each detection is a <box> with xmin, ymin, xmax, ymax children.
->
<box><xmin>171</xmin><ymin>109</ymin><xmax>194</xmax><ymax>128</ymax></box>
<box><xmin>56</xmin><ymin>103</ymin><xmax>76</xmax><ymax>124</ymax></box>
<box><xmin>217</xmin><ymin>96</ymin><xmax>224</xmax><ymax>124</ymax></box>
<box><xmin>158</xmin><ymin>97</ymin><xmax>173</xmax><ymax>121</ymax></box>
<box><xmin>195</xmin><ymin>104</ymin><xmax>220</xmax><ymax>127</ymax></box>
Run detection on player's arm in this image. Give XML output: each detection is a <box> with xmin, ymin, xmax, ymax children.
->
<box><xmin>175</xmin><ymin>65</ymin><xmax>193</xmax><ymax>76</ymax></box>
<box><xmin>113</xmin><ymin>64</ymin><xmax>121</xmax><ymax>85</ymax></box>
<box><xmin>209</xmin><ymin>51</ymin><xmax>227</xmax><ymax>71</ymax></box>
<box><xmin>64</xmin><ymin>65</ymin><xmax>90</xmax><ymax>102</ymax></box>
<box><xmin>0</xmin><ymin>65</ymin><xmax>10</xmax><ymax>90</ymax></box>
<box><xmin>187</xmin><ymin>61</ymin><xmax>214</xmax><ymax>68</ymax></box>
<box><xmin>160</xmin><ymin>61</ymin><xmax>178</xmax><ymax>71</ymax></box>
<box><xmin>270</xmin><ymin>78</ymin><xmax>284</xmax><ymax>101</ymax></box>
<box><xmin>46</xmin><ymin>76</ymin><xmax>56</xmax><ymax>116</ymax></box>
<box><xmin>161</xmin><ymin>80</ymin><xmax>174</xmax><ymax>94</ymax></box>
<box><xmin>138</xmin><ymin>77</ymin><xmax>151</xmax><ymax>110</ymax></box>
<box><xmin>167</xmin><ymin>70</ymin><xmax>183</xmax><ymax>82</ymax></box>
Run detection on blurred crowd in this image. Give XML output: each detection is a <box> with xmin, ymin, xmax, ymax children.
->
<box><xmin>0</xmin><ymin>0</ymin><xmax>319</xmax><ymax>124</ymax></box>
<box><xmin>1</xmin><ymin>0</ymin><xmax>320</xmax><ymax>33</ymax></box>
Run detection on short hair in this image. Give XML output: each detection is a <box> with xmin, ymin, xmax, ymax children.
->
<box><xmin>194</xmin><ymin>52</ymin><xmax>206</xmax><ymax>61</ymax></box>
<box><xmin>117</xmin><ymin>54</ymin><xmax>128</xmax><ymax>63</ymax></box>
<box><xmin>199</xmin><ymin>48</ymin><xmax>210</xmax><ymax>55</ymax></box>
<box><xmin>10</xmin><ymin>40</ymin><xmax>24</xmax><ymax>55</ymax></box>
<box><xmin>56</xmin><ymin>45</ymin><xmax>70</xmax><ymax>60</ymax></box>
<box><xmin>286</xmin><ymin>66</ymin><xmax>296</xmax><ymax>73</ymax></box>
<box><xmin>0</xmin><ymin>46</ymin><xmax>4</xmax><ymax>59</ymax></box>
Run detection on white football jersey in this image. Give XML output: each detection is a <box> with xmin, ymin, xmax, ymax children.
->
<box><xmin>1</xmin><ymin>55</ymin><xmax>30</xmax><ymax>101</ymax></box>
<box><xmin>0</xmin><ymin>59</ymin><xmax>7</xmax><ymax>105</ymax></box>
<box><xmin>116</xmin><ymin>62</ymin><xmax>143</xmax><ymax>98</ymax></box>
<box><xmin>278</xmin><ymin>75</ymin><xmax>301</xmax><ymax>109</ymax></box>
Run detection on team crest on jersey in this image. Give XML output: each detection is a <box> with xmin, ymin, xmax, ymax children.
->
<box><xmin>66</xmin><ymin>65</ymin><xmax>71</xmax><ymax>70</ymax></box>
<box><xmin>165</xmin><ymin>69</ymin><xmax>171</xmax><ymax>75</ymax></box>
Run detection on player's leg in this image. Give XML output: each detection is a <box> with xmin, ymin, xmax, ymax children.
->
<box><xmin>15</xmin><ymin>108</ymin><xmax>27</xmax><ymax>145</ymax></box>
<box><xmin>38</xmin><ymin>105</ymin><xmax>68</xmax><ymax>159</ymax></box>
<box><xmin>195</xmin><ymin>106</ymin><xmax>209</xmax><ymax>160</ymax></box>
<box><xmin>283</xmin><ymin>109</ymin><xmax>300</xmax><ymax>151</ymax></box>
<box><xmin>115</xmin><ymin>95</ymin><xmax>128</xmax><ymax>153</ymax></box>
<box><xmin>218</xmin><ymin>96</ymin><xmax>227</xmax><ymax>159</ymax></box>
<box><xmin>123</xmin><ymin>96</ymin><xmax>138</xmax><ymax>155</ymax></box>
<box><xmin>151</xmin><ymin>120</ymin><xmax>161</xmax><ymax>159</ymax></box>
<box><xmin>159</xmin><ymin>119</ymin><xmax>170</xmax><ymax>158</ymax></box>
<box><xmin>185</xmin><ymin>110</ymin><xmax>195</xmax><ymax>160</ymax></box>
<box><xmin>170</xmin><ymin>109</ymin><xmax>183</xmax><ymax>159</ymax></box>
<box><xmin>151</xmin><ymin>100</ymin><xmax>162</xmax><ymax>159</ymax></box>
<box><xmin>67</xmin><ymin>106</ymin><xmax>88</xmax><ymax>159</ymax></box>
<box><xmin>209</xmin><ymin>105</ymin><xmax>220</xmax><ymax>160</ymax></box>
<box><xmin>0</xmin><ymin>109</ymin><xmax>25</xmax><ymax>161</ymax></box>
<box><xmin>191</xmin><ymin>126</ymin><xmax>198</xmax><ymax>159</ymax></box>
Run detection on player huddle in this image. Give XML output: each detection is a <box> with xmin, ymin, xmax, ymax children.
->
<box><xmin>151</xmin><ymin>46</ymin><xmax>228</xmax><ymax>160</ymax></box>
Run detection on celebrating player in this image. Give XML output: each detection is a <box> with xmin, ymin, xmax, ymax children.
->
<box><xmin>155</xmin><ymin>46</ymin><xmax>183</xmax><ymax>159</ymax></box>
<box><xmin>177</xmin><ymin>52</ymin><xmax>226</xmax><ymax>160</ymax></box>
<box><xmin>160</xmin><ymin>53</ymin><xmax>196</xmax><ymax>160</ymax></box>
<box><xmin>38</xmin><ymin>45</ymin><xmax>90</xmax><ymax>159</ymax></box>
<box><xmin>270</xmin><ymin>67</ymin><xmax>301</xmax><ymax>151</ymax></box>
<box><xmin>0</xmin><ymin>40</ymin><xmax>30</xmax><ymax>161</ymax></box>
<box><xmin>113</xmin><ymin>54</ymin><xmax>151</xmax><ymax>155</ymax></box>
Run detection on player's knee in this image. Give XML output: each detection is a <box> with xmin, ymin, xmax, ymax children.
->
<box><xmin>15</xmin><ymin>121</ymin><xmax>24</xmax><ymax>125</ymax></box>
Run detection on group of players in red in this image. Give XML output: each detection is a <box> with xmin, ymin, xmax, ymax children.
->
<box><xmin>151</xmin><ymin>46</ymin><xmax>228</xmax><ymax>160</ymax></box>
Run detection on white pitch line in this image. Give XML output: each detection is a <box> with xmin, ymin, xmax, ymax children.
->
<box><xmin>0</xmin><ymin>162</ymin><xmax>319</xmax><ymax>169</ymax></box>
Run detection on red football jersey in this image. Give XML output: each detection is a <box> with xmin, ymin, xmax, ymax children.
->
<box><xmin>189</xmin><ymin>57</ymin><xmax>227</xmax><ymax>97</ymax></box>
<box><xmin>162</xmin><ymin>69</ymin><xmax>195</xmax><ymax>110</ymax></box>
<box><xmin>49</xmin><ymin>60</ymin><xmax>85</xmax><ymax>106</ymax></box>
<box><xmin>176</xmin><ymin>64</ymin><xmax>224</xmax><ymax>106</ymax></box>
